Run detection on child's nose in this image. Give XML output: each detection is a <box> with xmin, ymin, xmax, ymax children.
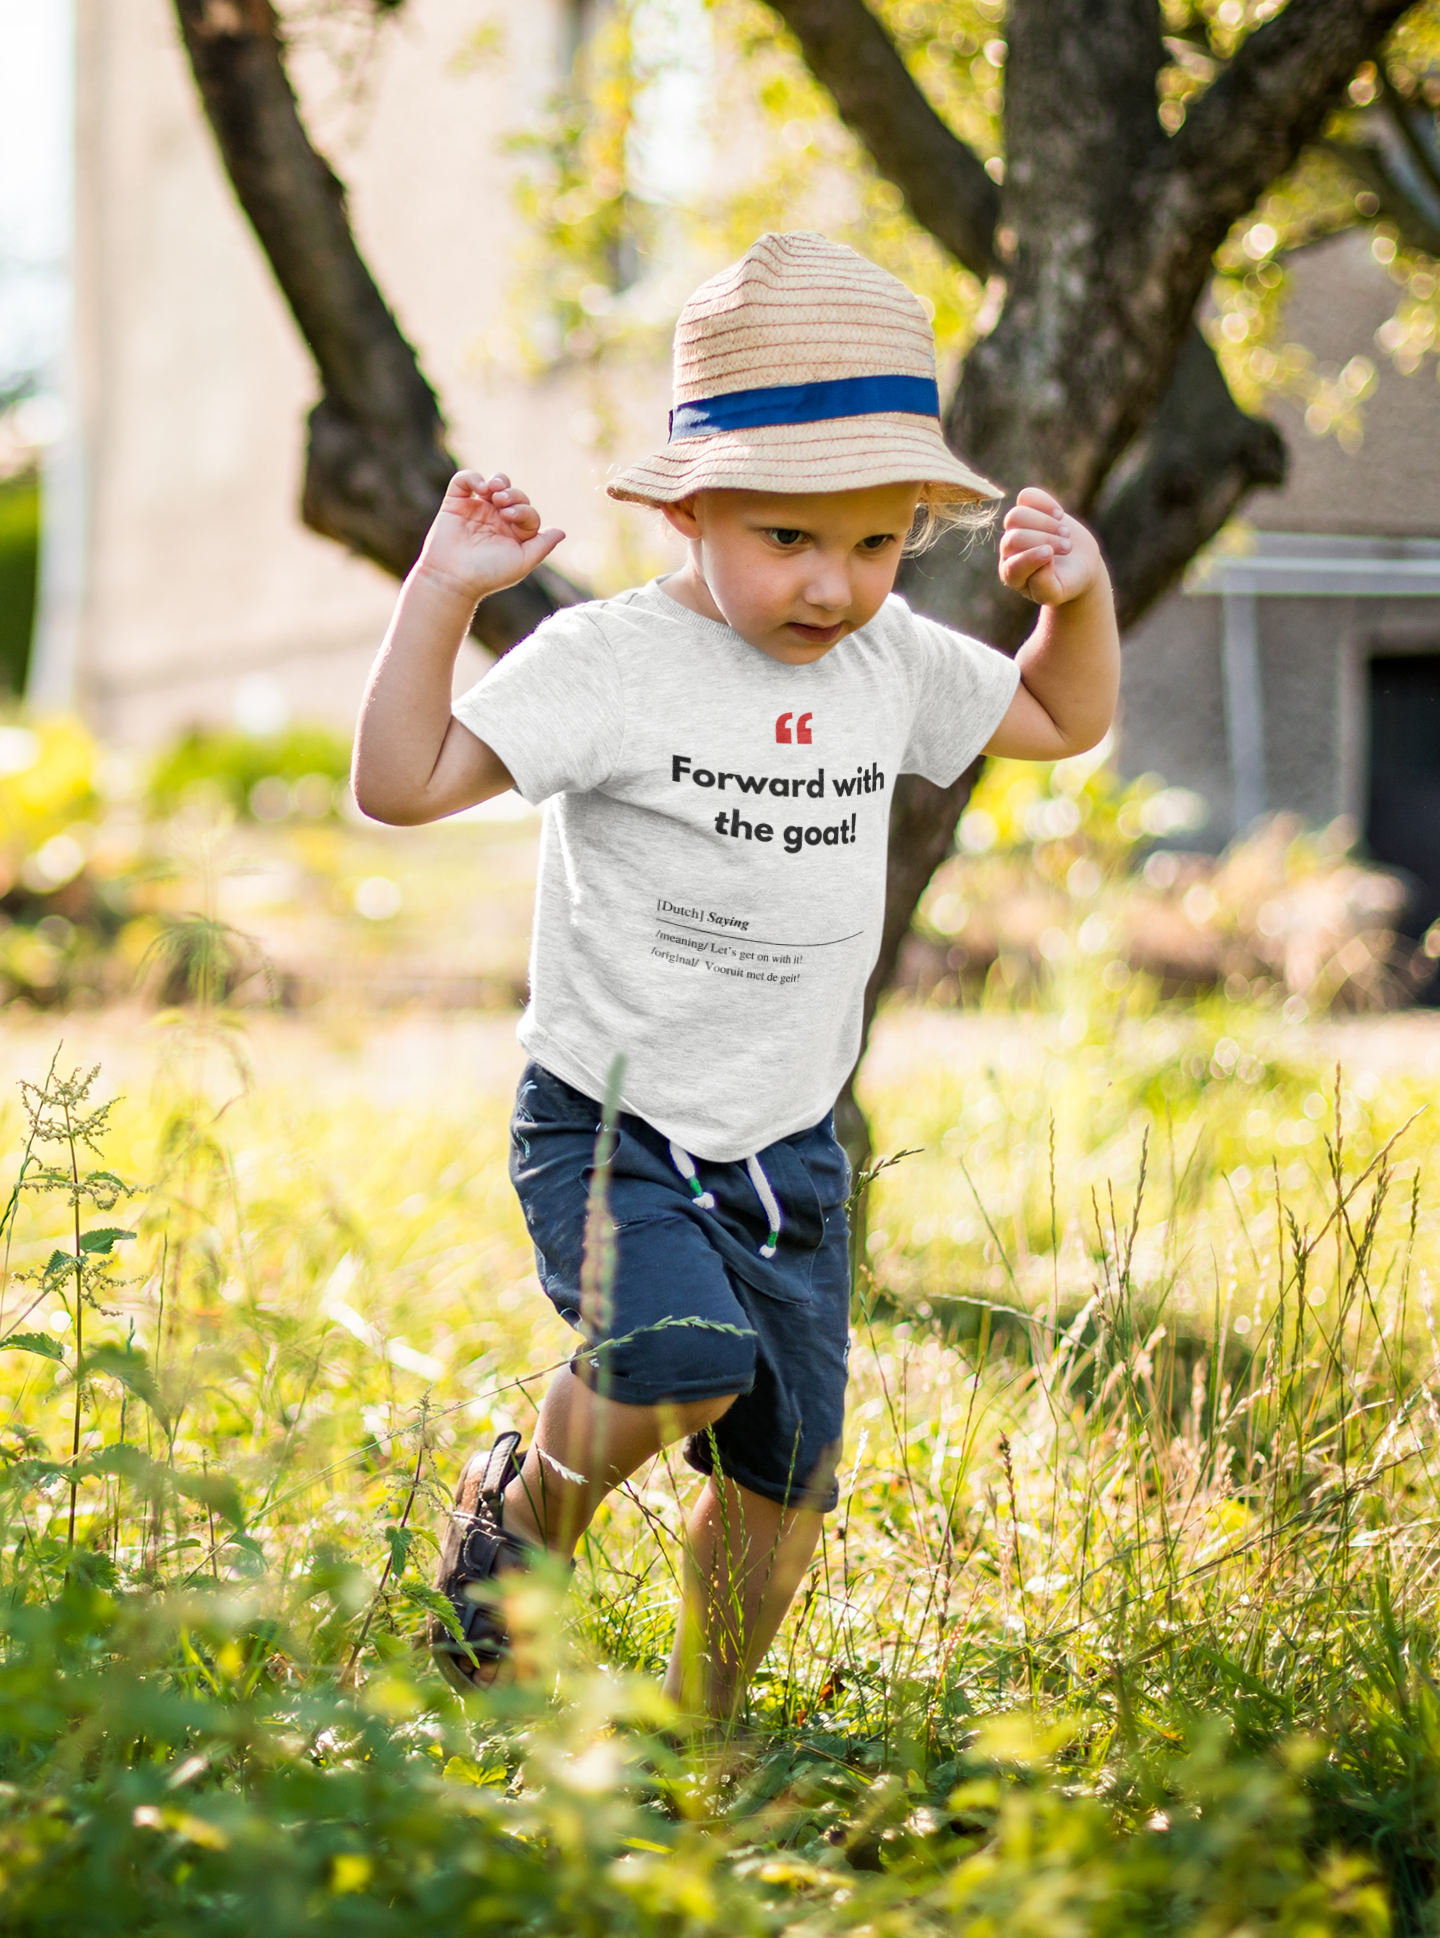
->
<box><xmin>801</xmin><ymin>558</ymin><xmax>850</xmax><ymax>612</ymax></box>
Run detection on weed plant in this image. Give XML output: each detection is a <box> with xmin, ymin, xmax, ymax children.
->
<box><xmin>0</xmin><ymin>970</ymin><xmax>1435</xmax><ymax>1931</ymax></box>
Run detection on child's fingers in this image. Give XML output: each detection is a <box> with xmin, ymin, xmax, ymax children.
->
<box><xmin>450</xmin><ymin>469</ymin><xmax>514</xmax><ymax>499</ymax></box>
<box><xmin>999</xmin><ymin>545</ymin><xmax>1055</xmax><ymax>590</ymax></box>
<box><xmin>1002</xmin><ymin>518</ymin><xmax>1070</xmax><ymax>559</ymax></box>
<box><xmin>1013</xmin><ymin>484</ymin><xmax>1065</xmax><ymax>518</ymax></box>
<box><xmin>518</xmin><ymin>527</ymin><xmax>566</xmax><ymax>569</ymax></box>
<box><xmin>1003</xmin><ymin>527</ymin><xmax>1067</xmax><ymax>559</ymax></box>
<box><xmin>1002</xmin><ymin>517</ymin><xmax>1064</xmax><ymax>547</ymax></box>
<box><xmin>999</xmin><ymin>532</ymin><xmax>1058</xmax><ymax>570</ymax></box>
<box><xmin>1003</xmin><ymin>505</ymin><xmax>1068</xmax><ymax>544</ymax></box>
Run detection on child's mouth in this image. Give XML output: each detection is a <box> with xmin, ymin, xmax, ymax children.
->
<box><xmin>787</xmin><ymin>621</ymin><xmax>844</xmax><ymax>645</ymax></box>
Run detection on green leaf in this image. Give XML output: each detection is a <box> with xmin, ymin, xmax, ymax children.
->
<box><xmin>78</xmin><ymin>1444</ymin><xmax>243</xmax><ymax>1525</ymax></box>
<box><xmin>83</xmin><ymin>1443</ymin><xmax>155</xmax><ymax>1483</ymax></box>
<box><xmin>84</xmin><ymin>1171</ymin><xmax>129</xmax><ymax>1193</ymax></box>
<box><xmin>1</xmin><ymin>1330</ymin><xmax>65</xmax><ymax>1362</ymax></box>
<box><xmin>80</xmin><ymin>1227</ymin><xmax>136</xmax><ymax>1255</ymax></box>
<box><xmin>83</xmin><ymin>1343</ymin><xmax>166</xmax><ymax>1420</ymax></box>
<box><xmin>383</xmin><ymin>1524</ymin><xmax>415</xmax><ymax>1575</ymax></box>
<box><xmin>172</xmin><ymin>1467</ymin><xmax>244</xmax><ymax>1526</ymax></box>
<box><xmin>401</xmin><ymin>1580</ymin><xmax>471</xmax><ymax>1650</ymax></box>
<box><xmin>223</xmin><ymin>1531</ymin><xmax>266</xmax><ymax>1575</ymax></box>
<box><xmin>44</xmin><ymin>1249</ymin><xmax>76</xmax><ymax>1283</ymax></box>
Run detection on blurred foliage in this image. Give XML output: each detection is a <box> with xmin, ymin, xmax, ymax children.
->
<box><xmin>504</xmin><ymin>0</ymin><xmax>654</xmax><ymax>376</ymax></box>
<box><xmin>701</xmin><ymin>0</ymin><xmax>1000</xmax><ymax>362</ymax></box>
<box><xmin>0</xmin><ymin>472</ymin><xmax>39</xmax><ymax>697</ymax></box>
<box><xmin>0</xmin><ymin>713</ymin><xmax>539</xmax><ymax>1011</ymax></box>
<box><xmin>906</xmin><ymin>750</ymin><xmax>1419</xmax><ymax>1012</ymax></box>
<box><xmin>0</xmin><ymin>718</ymin><xmax>122</xmax><ymax>1006</ymax></box>
<box><xmin>0</xmin><ymin>718</ymin><xmax>354</xmax><ymax>1007</ymax></box>
<box><xmin>0</xmin><ymin>1578</ymin><xmax>1399</xmax><ymax>1937</ymax></box>
<box><xmin>0</xmin><ymin>718</ymin><xmax>98</xmax><ymax>853</ymax></box>
<box><xmin>1204</xmin><ymin>6</ymin><xmax>1440</xmax><ymax>445</ymax></box>
<box><xmin>495</xmin><ymin>0</ymin><xmax>1001</xmax><ymax>382</ymax></box>
<box><xmin>147</xmin><ymin>724</ymin><xmax>351</xmax><ymax>824</ymax></box>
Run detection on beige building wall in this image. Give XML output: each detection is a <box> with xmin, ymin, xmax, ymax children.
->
<box><xmin>1247</xmin><ymin>230</ymin><xmax>1440</xmax><ymax>540</ymax></box>
<box><xmin>1117</xmin><ymin>231</ymin><xmax>1440</xmax><ymax>849</ymax></box>
<box><xmin>35</xmin><ymin>0</ymin><xmax>682</xmax><ymax>745</ymax></box>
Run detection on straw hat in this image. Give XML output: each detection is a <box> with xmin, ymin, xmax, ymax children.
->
<box><xmin>606</xmin><ymin>231</ymin><xmax>1001</xmax><ymax>507</ymax></box>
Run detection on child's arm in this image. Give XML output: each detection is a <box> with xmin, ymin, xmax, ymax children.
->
<box><xmin>983</xmin><ymin>487</ymin><xmax>1120</xmax><ymax>760</ymax></box>
<box><xmin>351</xmin><ymin>471</ymin><xmax>565</xmax><ymax>825</ymax></box>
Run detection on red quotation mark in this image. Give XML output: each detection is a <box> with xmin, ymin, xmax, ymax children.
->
<box><xmin>775</xmin><ymin>712</ymin><xmax>813</xmax><ymax>745</ymax></box>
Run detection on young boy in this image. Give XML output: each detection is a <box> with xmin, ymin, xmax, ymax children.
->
<box><xmin>351</xmin><ymin>231</ymin><xmax>1119</xmax><ymax>1717</ymax></box>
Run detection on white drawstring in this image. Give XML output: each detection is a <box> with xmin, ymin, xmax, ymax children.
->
<box><xmin>667</xmin><ymin>1142</ymin><xmax>784</xmax><ymax>1259</ymax></box>
<box><xmin>745</xmin><ymin>1156</ymin><xmax>782</xmax><ymax>1258</ymax></box>
<box><xmin>668</xmin><ymin>1140</ymin><xmax>716</xmax><ymax>1209</ymax></box>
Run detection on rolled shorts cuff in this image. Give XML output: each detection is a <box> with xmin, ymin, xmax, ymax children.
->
<box><xmin>571</xmin><ymin>1350</ymin><xmax>755</xmax><ymax>1410</ymax></box>
<box><xmin>684</xmin><ymin>1433</ymin><xmax>843</xmax><ymax>1514</ymax></box>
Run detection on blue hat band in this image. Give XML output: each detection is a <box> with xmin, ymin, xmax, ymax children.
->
<box><xmin>668</xmin><ymin>373</ymin><xmax>940</xmax><ymax>442</ymax></box>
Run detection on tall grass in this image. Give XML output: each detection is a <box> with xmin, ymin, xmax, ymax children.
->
<box><xmin>0</xmin><ymin>978</ymin><xmax>1436</xmax><ymax>1932</ymax></box>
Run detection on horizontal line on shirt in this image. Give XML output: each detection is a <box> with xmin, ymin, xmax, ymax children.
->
<box><xmin>657</xmin><ymin>917</ymin><xmax>865</xmax><ymax>949</ymax></box>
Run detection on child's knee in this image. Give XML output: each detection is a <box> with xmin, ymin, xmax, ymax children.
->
<box><xmin>668</xmin><ymin>1391</ymin><xmax>740</xmax><ymax>1438</ymax></box>
<box><xmin>650</xmin><ymin>1390</ymin><xmax>743</xmax><ymax>1446</ymax></box>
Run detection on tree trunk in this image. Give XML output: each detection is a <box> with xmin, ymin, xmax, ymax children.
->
<box><xmin>838</xmin><ymin>324</ymin><xmax>1287</xmax><ymax>1167</ymax></box>
<box><xmin>171</xmin><ymin>0</ymin><xmax>580</xmax><ymax>651</ymax></box>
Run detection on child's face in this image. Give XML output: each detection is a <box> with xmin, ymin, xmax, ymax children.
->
<box><xmin>661</xmin><ymin>483</ymin><xmax>923</xmax><ymax>665</ymax></box>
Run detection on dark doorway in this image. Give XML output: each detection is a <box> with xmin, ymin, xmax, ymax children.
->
<box><xmin>1368</xmin><ymin>653</ymin><xmax>1440</xmax><ymax>935</ymax></box>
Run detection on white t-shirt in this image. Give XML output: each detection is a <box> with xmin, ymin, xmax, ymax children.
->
<box><xmin>453</xmin><ymin>579</ymin><xmax>1019</xmax><ymax>1160</ymax></box>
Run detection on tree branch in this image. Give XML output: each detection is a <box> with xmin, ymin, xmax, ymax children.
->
<box><xmin>171</xmin><ymin>0</ymin><xmax>579</xmax><ymax>649</ymax></box>
<box><xmin>1095</xmin><ymin>326</ymin><xmax>1286</xmax><ymax>630</ymax></box>
<box><xmin>1165</xmin><ymin>0</ymin><xmax>1416</xmax><ymax>257</ymax></box>
<box><xmin>1324</xmin><ymin>76</ymin><xmax>1440</xmax><ymax>257</ymax></box>
<box><xmin>762</xmin><ymin>0</ymin><xmax>999</xmax><ymax>280</ymax></box>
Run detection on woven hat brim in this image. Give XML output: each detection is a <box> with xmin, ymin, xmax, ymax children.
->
<box><xmin>606</xmin><ymin>413</ymin><xmax>1002</xmax><ymax>506</ymax></box>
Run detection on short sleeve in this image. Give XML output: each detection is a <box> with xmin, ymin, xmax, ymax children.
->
<box><xmin>452</xmin><ymin>605</ymin><xmax>625</xmax><ymax>804</ymax></box>
<box><xmin>892</xmin><ymin>599</ymin><xmax>1021</xmax><ymax>785</ymax></box>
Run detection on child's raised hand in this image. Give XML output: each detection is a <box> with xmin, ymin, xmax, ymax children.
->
<box><xmin>998</xmin><ymin>487</ymin><xmax>1100</xmax><ymax>607</ymax></box>
<box><xmin>416</xmin><ymin>471</ymin><xmax>565</xmax><ymax>600</ymax></box>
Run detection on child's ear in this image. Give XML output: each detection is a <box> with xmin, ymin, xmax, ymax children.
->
<box><xmin>660</xmin><ymin>496</ymin><xmax>702</xmax><ymax>541</ymax></box>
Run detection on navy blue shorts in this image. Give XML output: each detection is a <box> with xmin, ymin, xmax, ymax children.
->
<box><xmin>509</xmin><ymin>1060</ymin><xmax>851</xmax><ymax>1512</ymax></box>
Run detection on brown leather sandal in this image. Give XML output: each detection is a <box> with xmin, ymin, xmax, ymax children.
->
<box><xmin>430</xmin><ymin>1431</ymin><xmax>534</xmax><ymax>1692</ymax></box>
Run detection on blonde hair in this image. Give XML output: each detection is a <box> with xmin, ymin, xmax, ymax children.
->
<box><xmin>905</xmin><ymin>488</ymin><xmax>1001</xmax><ymax>555</ymax></box>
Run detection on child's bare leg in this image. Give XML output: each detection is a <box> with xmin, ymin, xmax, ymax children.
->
<box><xmin>663</xmin><ymin>1476</ymin><xmax>822</xmax><ymax>1721</ymax></box>
<box><xmin>500</xmin><ymin>1365</ymin><xmax>737</xmax><ymax>1556</ymax></box>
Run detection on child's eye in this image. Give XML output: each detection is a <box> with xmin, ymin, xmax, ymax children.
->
<box><xmin>765</xmin><ymin>529</ymin><xmax>807</xmax><ymax>548</ymax></box>
<box><xmin>859</xmin><ymin>533</ymin><xmax>898</xmax><ymax>552</ymax></box>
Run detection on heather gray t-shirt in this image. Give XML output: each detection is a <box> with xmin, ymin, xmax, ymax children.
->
<box><xmin>453</xmin><ymin>580</ymin><xmax>1019</xmax><ymax>1161</ymax></box>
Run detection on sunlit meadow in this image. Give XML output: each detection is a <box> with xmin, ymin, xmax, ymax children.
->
<box><xmin>0</xmin><ymin>736</ymin><xmax>1437</xmax><ymax>1931</ymax></box>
